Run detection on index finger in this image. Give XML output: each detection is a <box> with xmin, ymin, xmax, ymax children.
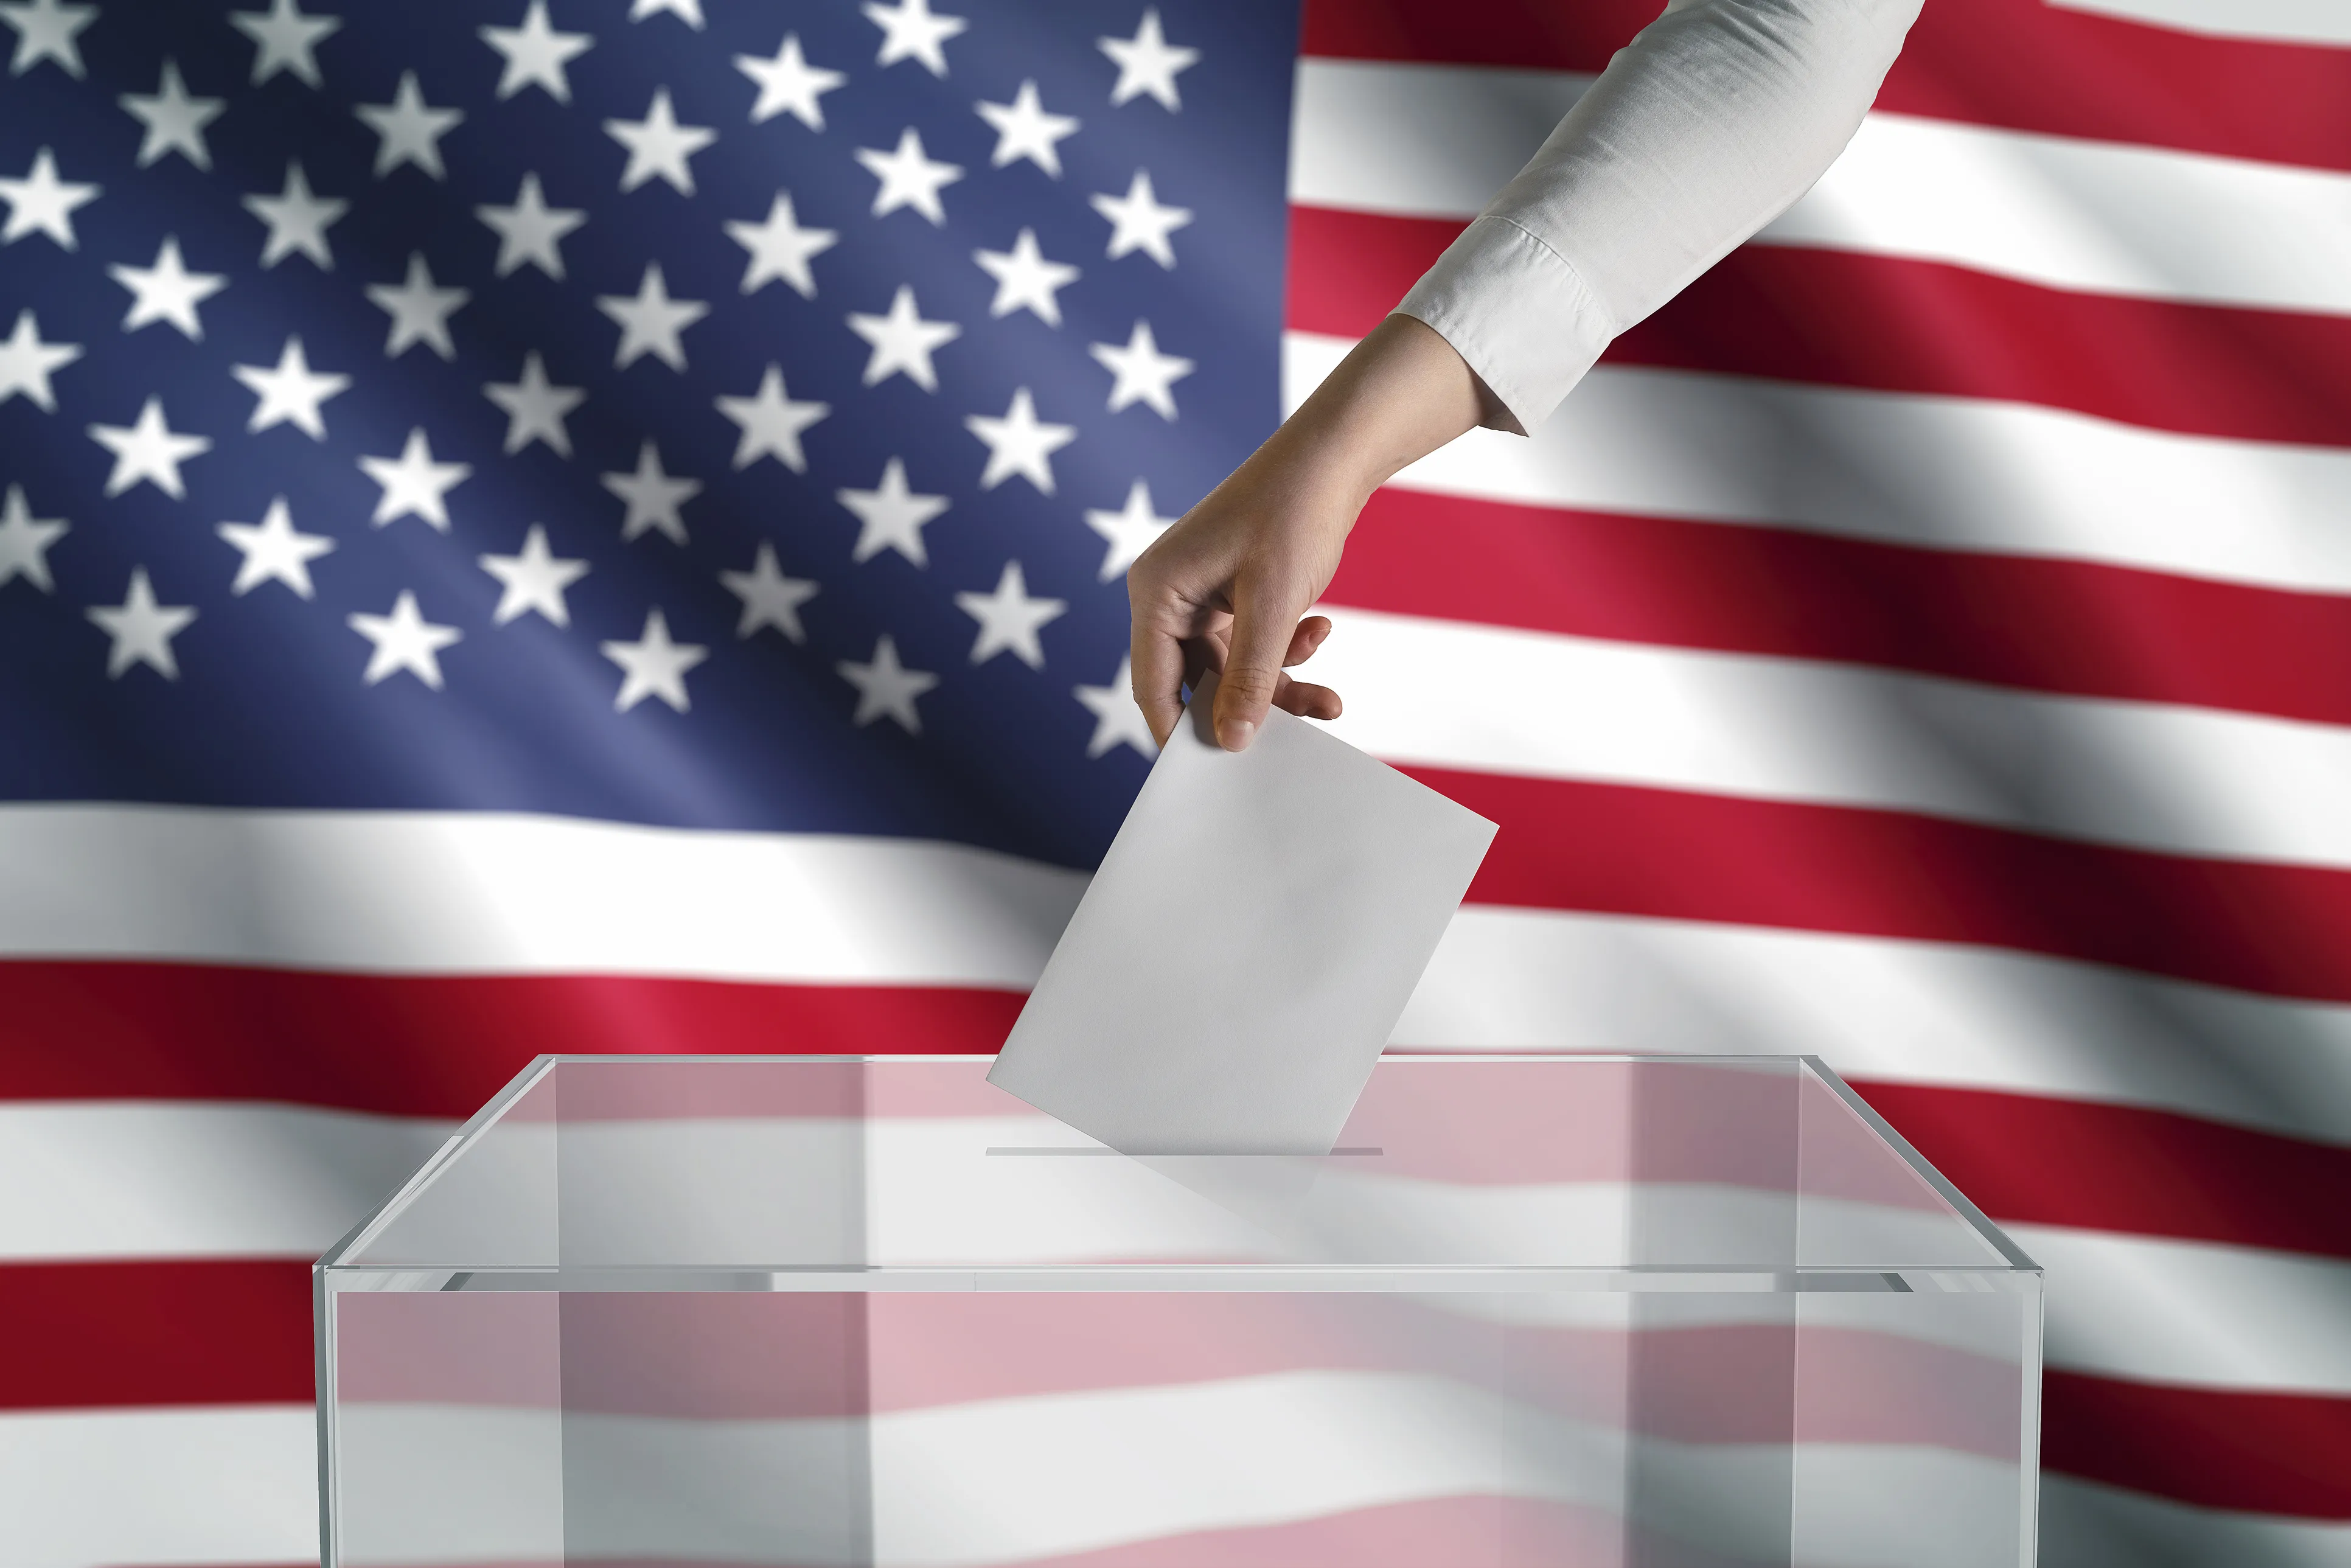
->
<box><xmin>1129</xmin><ymin>608</ymin><xmax>1190</xmax><ymax>749</ymax></box>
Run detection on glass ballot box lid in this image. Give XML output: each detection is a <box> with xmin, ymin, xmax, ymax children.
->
<box><xmin>318</xmin><ymin>1055</ymin><xmax>2044</xmax><ymax>1568</ymax></box>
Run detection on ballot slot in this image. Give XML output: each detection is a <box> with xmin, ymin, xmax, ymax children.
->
<box><xmin>984</xmin><ymin>1145</ymin><xmax>1385</xmax><ymax>1155</ymax></box>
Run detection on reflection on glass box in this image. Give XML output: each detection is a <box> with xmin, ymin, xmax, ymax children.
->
<box><xmin>318</xmin><ymin>1054</ymin><xmax>2041</xmax><ymax>1566</ymax></box>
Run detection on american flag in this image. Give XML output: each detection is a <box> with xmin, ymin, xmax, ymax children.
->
<box><xmin>2</xmin><ymin>0</ymin><xmax>2346</xmax><ymax>1559</ymax></box>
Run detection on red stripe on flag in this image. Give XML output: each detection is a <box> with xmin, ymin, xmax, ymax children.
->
<box><xmin>1288</xmin><ymin>206</ymin><xmax>2351</xmax><ymax>450</ymax></box>
<box><xmin>1852</xmin><ymin>1082</ymin><xmax>2351</xmax><ymax>1261</ymax></box>
<box><xmin>2046</xmin><ymin>1371</ymin><xmax>2351</xmax><ymax>1520</ymax></box>
<box><xmin>1326</xmin><ymin>486</ymin><xmax>2351</xmax><ymax>728</ymax></box>
<box><xmin>1409</xmin><ymin>768</ymin><xmax>2351</xmax><ymax>1004</ymax></box>
<box><xmin>0</xmin><ymin>1260</ymin><xmax>313</xmax><ymax>1408</ymax></box>
<box><xmin>1300</xmin><ymin>0</ymin><xmax>2351</xmax><ymax>176</ymax></box>
<box><xmin>0</xmin><ymin>961</ymin><xmax>1019</xmax><ymax>1115</ymax></box>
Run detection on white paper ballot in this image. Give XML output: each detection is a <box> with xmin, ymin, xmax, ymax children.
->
<box><xmin>989</xmin><ymin>678</ymin><xmax>1497</xmax><ymax>1154</ymax></box>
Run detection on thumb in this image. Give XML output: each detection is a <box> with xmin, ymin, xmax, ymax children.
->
<box><xmin>1211</xmin><ymin>577</ymin><xmax>1303</xmax><ymax>751</ymax></box>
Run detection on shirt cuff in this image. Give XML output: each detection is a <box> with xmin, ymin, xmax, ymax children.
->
<box><xmin>1395</xmin><ymin>214</ymin><xmax>1615</xmax><ymax>436</ymax></box>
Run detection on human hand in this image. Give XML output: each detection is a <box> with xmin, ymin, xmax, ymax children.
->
<box><xmin>1127</xmin><ymin>315</ymin><xmax>1489</xmax><ymax>750</ymax></box>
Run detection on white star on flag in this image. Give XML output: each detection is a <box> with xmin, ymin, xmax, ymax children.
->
<box><xmin>120</xmin><ymin>59</ymin><xmax>225</xmax><ymax>170</ymax></box>
<box><xmin>597</xmin><ymin>262</ymin><xmax>709</xmax><ymax>371</ymax></box>
<box><xmin>217</xmin><ymin>496</ymin><xmax>334</xmax><ymax>598</ymax></box>
<box><xmin>737</xmin><ymin>33</ymin><xmax>843</xmax><ymax>129</ymax></box>
<box><xmin>88</xmin><ymin>567</ymin><xmax>196</xmax><ymax>680</ymax></box>
<box><xmin>476</xmin><ymin>172</ymin><xmax>585</xmax><ymax>280</ymax></box>
<box><xmin>848</xmin><ymin>284</ymin><xmax>960</xmax><ymax>391</ymax></box>
<box><xmin>602</xmin><ymin>608</ymin><xmax>708</xmax><ymax>712</ymax></box>
<box><xmin>716</xmin><ymin>364</ymin><xmax>827</xmax><ymax>472</ymax></box>
<box><xmin>367</xmin><ymin>252</ymin><xmax>470</xmax><ymax>359</ymax></box>
<box><xmin>1084</xmin><ymin>479</ymin><xmax>1176</xmax><ymax>580</ymax></box>
<box><xmin>602</xmin><ymin>441</ymin><xmax>701</xmax><ymax>545</ymax></box>
<box><xmin>837</xmin><ymin>633</ymin><xmax>939</xmax><ymax>732</ymax></box>
<box><xmin>865</xmin><ymin>0</ymin><xmax>964</xmax><ymax>77</ymax></box>
<box><xmin>956</xmin><ymin>560</ymin><xmax>1067</xmax><ymax>669</ymax></box>
<box><xmin>855</xmin><ymin>127</ymin><xmax>963</xmax><ymax>225</ymax></box>
<box><xmin>838</xmin><ymin>456</ymin><xmax>949</xmax><ymax>566</ymax></box>
<box><xmin>975</xmin><ymin>228</ymin><xmax>1080</xmax><ymax>326</ymax></box>
<box><xmin>0</xmin><ymin>483</ymin><xmax>67</xmax><ymax>591</ymax></box>
<box><xmin>88</xmin><ymin>397</ymin><xmax>210</xmax><ymax>499</ymax></box>
<box><xmin>110</xmin><ymin>236</ymin><xmax>226</xmax><ymax>340</ymax></box>
<box><xmin>483</xmin><ymin>350</ymin><xmax>585</xmax><ymax>455</ymax></box>
<box><xmin>2</xmin><ymin>0</ymin><xmax>96</xmax><ymax>79</ymax></box>
<box><xmin>1092</xmin><ymin>169</ymin><xmax>1192</xmax><ymax>268</ymax></box>
<box><xmin>977</xmin><ymin>80</ymin><xmax>1079</xmax><ymax>176</ymax></box>
<box><xmin>1099</xmin><ymin>9</ymin><xmax>1199</xmax><ymax>111</ymax></box>
<box><xmin>356</xmin><ymin>71</ymin><xmax>464</xmax><ymax>179</ymax></box>
<box><xmin>349</xmin><ymin>590</ymin><xmax>461</xmax><ymax>688</ymax></box>
<box><xmin>229</xmin><ymin>0</ymin><xmax>339</xmax><ymax>87</ymax></box>
<box><xmin>479</xmin><ymin>523</ymin><xmax>589</xmax><ymax>626</ymax></box>
<box><xmin>481</xmin><ymin>1</ymin><xmax>592</xmax><ymax>103</ymax></box>
<box><xmin>0</xmin><ymin>308</ymin><xmax>80</xmax><ymax>409</ymax></box>
<box><xmin>721</xmin><ymin>543</ymin><xmax>820</xmax><ymax>641</ymax></box>
<box><xmin>359</xmin><ymin>428</ymin><xmax>471</xmax><ymax>530</ymax></box>
<box><xmin>1090</xmin><ymin>318</ymin><xmax>1194</xmax><ymax>419</ymax></box>
<box><xmin>1075</xmin><ymin>656</ymin><xmax>1158</xmax><ymax>759</ymax></box>
<box><xmin>630</xmin><ymin>0</ymin><xmax>703</xmax><ymax>27</ymax></box>
<box><xmin>233</xmin><ymin>335</ymin><xmax>350</xmax><ymax>439</ymax></box>
<box><xmin>726</xmin><ymin>192</ymin><xmax>836</xmax><ymax>298</ymax></box>
<box><xmin>0</xmin><ymin>145</ymin><xmax>97</xmax><ymax>249</ymax></box>
<box><xmin>243</xmin><ymin>161</ymin><xmax>344</xmax><ymax>268</ymax></box>
<box><xmin>966</xmin><ymin>387</ymin><xmax>1076</xmax><ymax>494</ymax></box>
<box><xmin>605</xmin><ymin>88</ymin><xmax>716</xmax><ymax>195</ymax></box>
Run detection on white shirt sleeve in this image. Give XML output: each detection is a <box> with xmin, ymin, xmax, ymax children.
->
<box><xmin>1394</xmin><ymin>0</ymin><xmax>1923</xmax><ymax>434</ymax></box>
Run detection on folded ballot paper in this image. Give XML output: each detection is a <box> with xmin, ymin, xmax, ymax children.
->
<box><xmin>989</xmin><ymin>676</ymin><xmax>1497</xmax><ymax>1154</ymax></box>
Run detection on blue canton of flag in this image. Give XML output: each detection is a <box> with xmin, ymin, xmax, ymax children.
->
<box><xmin>0</xmin><ymin>0</ymin><xmax>1300</xmax><ymax>869</ymax></box>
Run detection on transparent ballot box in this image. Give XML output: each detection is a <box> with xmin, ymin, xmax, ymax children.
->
<box><xmin>317</xmin><ymin>1054</ymin><xmax>2042</xmax><ymax>1567</ymax></box>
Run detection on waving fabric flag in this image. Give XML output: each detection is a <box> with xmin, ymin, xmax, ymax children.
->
<box><xmin>1</xmin><ymin>0</ymin><xmax>2347</xmax><ymax>1562</ymax></box>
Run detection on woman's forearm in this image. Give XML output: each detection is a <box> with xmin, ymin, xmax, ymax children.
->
<box><xmin>1272</xmin><ymin>315</ymin><xmax>1489</xmax><ymax>509</ymax></box>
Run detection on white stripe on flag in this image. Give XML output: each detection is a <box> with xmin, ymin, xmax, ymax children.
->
<box><xmin>0</xmin><ymin>1404</ymin><xmax>319</xmax><ymax>1568</ymax></box>
<box><xmin>0</xmin><ymin>1101</ymin><xmax>454</xmax><ymax>1261</ymax></box>
<box><xmin>1402</xmin><ymin>906</ymin><xmax>2351</xmax><ymax>1147</ymax></box>
<box><xmin>1289</xmin><ymin>62</ymin><xmax>1598</xmax><ymax>220</ymax></box>
<box><xmin>2041</xmin><ymin>1474</ymin><xmax>2351</xmax><ymax>1567</ymax></box>
<box><xmin>1290</xmin><ymin>59</ymin><xmax>2351</xmax><ymax>317</ymax></box>
<box><xmin>1285</xmin><ymin>332</ymin><xmax>2351</xmax><ymax>597</ymax></box>
<box><xmin>1309</xmin><ymin>604</ymin><xmax>2351</xmax><ymax>871</ymax></box>
<box><xmin>0</xmin><ymin>804</ymin><xmax>1083</xmax><ymax>980</ymax></box>
<box><xmin>2012</xmin><ymin>1223</ymin><xmax>2351</xmax><ymax>1395</ymax></box>
<box><xmin>2043</xmin><ymin>0</ymin><xmax>2351</xmax><ymax>47</ymax></box>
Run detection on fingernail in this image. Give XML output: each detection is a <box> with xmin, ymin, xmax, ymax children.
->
<box><xmin>1220</xmin><ymin>717</ymin><xmax>1257</xmax><ymax>751</ymax></box>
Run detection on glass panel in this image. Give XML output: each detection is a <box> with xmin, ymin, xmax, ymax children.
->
<box><xmin>341</xmin><ymin>1058</ymin><xmax>560</xmax><ymax>1270</ymax></box>
<box><xmin>320</xmin><ymin>1055</ymin><xmax>2042</xmax><ymax>1567</ymax></box>
<box><xmin>326</xmin><ymin>1284</ymin><xmax>564</xmax><ymax>1567</ymax></box>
